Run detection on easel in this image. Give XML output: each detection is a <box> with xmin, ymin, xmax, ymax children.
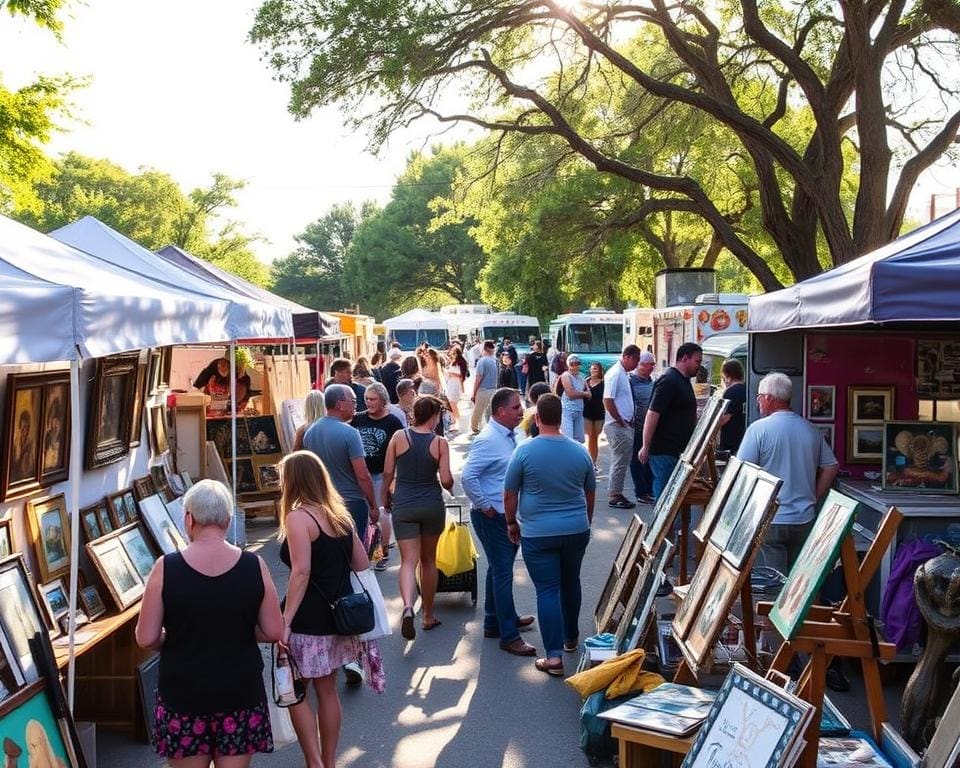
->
<box><xmin>756</xmin><ymin>506</ymin><xmax>902</xmax><ymax>768</ymax></box>
<box><xmin>676</xmin><ymin>447</ymin><xmax>718</xmax><ymax>584</ymax></box>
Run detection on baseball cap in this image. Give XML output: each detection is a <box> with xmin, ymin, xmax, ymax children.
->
<box><xmin>388</xmin><ymin>348</ymin><xmax>402</xmax><ymax>360</ymax></box>
<box><xmin>639</xmin><ymin>351</ymin><xmax>655</xmax><ymax>364</ymax></box>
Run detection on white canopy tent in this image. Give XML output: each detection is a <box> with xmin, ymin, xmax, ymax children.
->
<box><xmin>384</xmin><ymin>308</ymin><xmax>450</xmax><ymax>348</ymax></box>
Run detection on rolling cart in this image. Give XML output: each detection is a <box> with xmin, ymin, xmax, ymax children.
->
<box><xmin>419</xmin><ymin>504</ymin><xmax>478</xmax><ymax>605</ymax></box>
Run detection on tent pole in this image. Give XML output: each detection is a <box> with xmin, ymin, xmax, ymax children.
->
<box><xmin>315</xmin><ymin>341</ymin><xmax>321</xmax><ymax>389</ymax></box>
<box><xmin>66</xmin><ymin>356</ymin><xmax>82</xmax><ymax>712</ymax></box>
<box><xmin>229</xmin><ymin>341</ymin><xmax>242</xmax><ymax>546</ymax></box>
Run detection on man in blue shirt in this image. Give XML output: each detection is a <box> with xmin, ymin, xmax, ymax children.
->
<box><xmin>462</xmin><ymin>387</ymin><xmax>536</xmax><ymax>657</ymax></box>
<box><xmin>470</xmin><ymin>340</ymin><xmax>499</xmax><ymax>434</ymax></box>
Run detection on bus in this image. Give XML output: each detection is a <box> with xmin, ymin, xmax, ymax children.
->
<box><xmin>458</xmin><ymin>312</ymin><xmax>541</xmax><ymax>354</ymax></box>
<box><xmin>548</xmin><ymin>309</ymin><xmax>625</xmax><ymax>370</ymax></box>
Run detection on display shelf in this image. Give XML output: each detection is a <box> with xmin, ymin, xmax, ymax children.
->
<box><xmin>54</xmin><ymin>603</ymin><xmax>141</xmax><ymax>669</ymax></box>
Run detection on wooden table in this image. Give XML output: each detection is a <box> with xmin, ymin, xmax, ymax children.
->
<box><xmin>610</xmin><ymin>722</ymin><xmax>696</xmax><ymax>767</ymax></box>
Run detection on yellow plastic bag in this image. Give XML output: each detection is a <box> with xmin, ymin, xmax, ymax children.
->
<box><xmin>435</xmin><ymin>521</ymin><xmax>478</xmax><ymax>576</ymax></box>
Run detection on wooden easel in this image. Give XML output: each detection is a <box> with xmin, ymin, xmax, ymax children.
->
<box><xmin>756</xmin><ymin>506</ymin><xmax>902</xmax><ymax>768</ymax></box>
<box><xmin>670</xmin><ymin>444</ymin><xmax>720</xmax><ymax>584</ymax></box>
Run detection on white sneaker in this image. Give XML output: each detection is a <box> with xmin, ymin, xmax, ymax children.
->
<box><xmin>343</xmin><ymin>661</ymin><xmax>363</xmax><ymax>686</ymax></box>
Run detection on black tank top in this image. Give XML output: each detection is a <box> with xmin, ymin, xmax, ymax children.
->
<box><xmin>158</xmin><ymin>550</ymin><xmax>265</xmax><ymax>714</ymax></box>
<box><xmin>279</xmin><ymin>511</ymin><xmax>353</xmax><ymax>636</ymax></box>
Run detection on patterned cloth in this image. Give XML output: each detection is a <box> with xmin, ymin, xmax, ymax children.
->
<box><xmin>153</xmin><ymin>694</ymin><xmax>273</xmax><ymax>759</ymax></box>
<box><xmin>288</xmin><ymin>631</ymin><xmax>361</xmax><ymax>678</ymax></box>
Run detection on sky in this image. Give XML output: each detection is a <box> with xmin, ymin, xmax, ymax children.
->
<box><xmin>0</xmin><ymin>0</ymin><xmax>449</xmax><ymax>264</ymax></box>
<box><xmin>0</xmin><ymin>0</ymin><xmax>957</xmax><ymax>266</ymax></box>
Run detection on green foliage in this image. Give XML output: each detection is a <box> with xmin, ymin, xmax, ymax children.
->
<box><xmin>2</xmin><ymin>0</ymin><xmax>66</xmax><ymax>36</ymax></box>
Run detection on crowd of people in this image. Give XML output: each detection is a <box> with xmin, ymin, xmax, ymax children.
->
<box><xmin>134</xmin><ymin>334</ymin><xmax>772</xmax><ymax>768</ymax></box>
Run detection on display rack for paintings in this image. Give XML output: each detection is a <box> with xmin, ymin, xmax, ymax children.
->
<box><xmin>755</xmin><ymin>498</ymin><xmax>902</xmax><ymax>768</ymax></box>
<box><xmin>671</xmin><ymin>460</ymin><xmax>783</xmax><ymax>682</ymax></box>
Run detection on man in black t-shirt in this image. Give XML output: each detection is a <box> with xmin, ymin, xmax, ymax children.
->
<box><xmin>325</xmin><ymin>357</ymin><xmax>367</xmax><ymax>403</ymax></box>
<box><xmin>524</xmin><ymin>340</ymin><xmax>549</xmax><ymax>393</ymax></box>
<box><xmin>638</xmin><ymin>342</ymin><xmax>702</xmax><ymax>500</ymax></box>
<box><xmin>380</xmin><ymin>348</ymin><xmax>403</xmax><ymax>403</ymax></box>
<box><xmin>717</xmin><ymin>358</ymin><xmax>746</xmax><ymax>452</ymax></box>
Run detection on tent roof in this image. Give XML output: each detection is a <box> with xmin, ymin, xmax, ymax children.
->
<box><xmin>51</xmin><ymin>217</ymin><xmax>293</xmax><ymax>341</ymax></box>
<box><xmin>156</xmin><ymin>245</ymin><xmax>342</xmax><ymax>340</ymax></box>
<box><xmin>749</xmin><ymin>208</ymin><xmax>960</xmax><ymax>332</ymax></box>
<box><xmin>383</xmin><ymin>308</ymin><xmax>447</xmax><ymax>329</ymax></box>
<box><xmin>0</xmin><ymin>214</ymin><xmax>233</xmax><ymax>361</ymax></box>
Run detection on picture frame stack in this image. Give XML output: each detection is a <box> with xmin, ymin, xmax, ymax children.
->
<box><xmin>206</xmin><ymin>414</ymin><xmax>283</xmax><ymax>494</ymax></box>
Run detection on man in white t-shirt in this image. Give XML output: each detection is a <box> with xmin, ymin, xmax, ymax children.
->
<box><xmin>602</xmin><ymin>344</ymin><xmax>642</xmax><ymax>509</ymax></box>
<box><xmin>737</xmin><ymin>372</ymin><xmax>839</xmax><ymax>575</ymax></box>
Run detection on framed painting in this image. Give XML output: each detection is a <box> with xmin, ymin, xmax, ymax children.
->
<box><xmin>806</xmin><ymin>384</ymin><xmax>835</xmax><ymax>421</ymax></box>
<box><xmin>247</xmin><ymin>415</ymin><xmax>281</xmax><ymax>455</ymax></box>
<box><xmin>682</xmin><ymin>558</ymin><xmax>740</xmax><ymax>671</ymax></box>
<box><xmin>850</xmin><ymin>425</ymin><xmax>884</xmax><ymax>463</ymax></box>
<box><xmin>883</xmin><ymin>421</ymin><xmax>958</xmax><ymax>493</ymax></box>
<box><xmin>132</xmin><ymin>475</ymin><xmax>156</xmax><ymax>501</ymax></box>
<box><xmin>117</xmin><ymin>524</ymin><xmax>158</xmax><ymax>582</ymax></box>
<box><xmin>3</xmin><ymin>372</ymin><xmax>72</xmax><ymax>501</ymax></box>
<box><xmin>672</xmin><ymin>545</ymin><xmax>721</xmax><ymax>641</ymax></box>
<box><xmin>680</xmin><ymin>395</ymin><xmax>728</xmax><ymax>466</ymax></box>
<box><xmin>692</xmin><ymin>456</ymin><xmax>742</xmax><ymax>543</ymax></box>
<box><xmin>138</xmin><ymin>495</ymin><xmax>186</xmax><ymax>555</ymax></box>
<box><xmin>78</xmin><ymin>504</ymin><xmax>103</xmax><ymax>542</ymax></box>
<box><xmin>0</xmin><ymin>555</ymin><xmax>44</xmax><ymax>682</ymax></box>
<box><xmin>815</xmin><ymin>423</ymin><xmax>835</xmax><ymax>450</ymax></box>
<box><xmin>148</xmin><ymin>404</ymin><xmax>168</xmax><ymax>455</ymax></box>
<box><xmin>25</xmin><ymin>494</ymin><xmax>70</xmax><ymax>583</ymax></box>
<box><xmin>86</xmin><ymin>531</ymin><xmax>145</xmax><ymax>610</ymax></box>
<box><xmin>121</xmin><ymin>489</ymin><xmax>139</xmax><ymax>521</ymax></box>
<box><xmin>595</xmin><ymin>517</ymin><xmax>644</xmax><ymax>633</ymax></box>
<box><xmin>616</xmin><ymin>540</ymin><xmax>674</xmax><ymax>655</ymax></box>
<box><xmin>254</xmin><ymin>456</ymin><xmax>281</xmax><ymax>492</ymax></box>
<box><xmin>770</xmin><ymin>497</ymin><xmax>857</xmax><ymax>639</ymax></box>
<box><xmin>0</xmin><ymin>680</ymin><xmax>75</xmax><ymax>766</ymax></box>
<box><xmin>106</xmin><ymin>491</ymin><xmax>130</xmax><ymax>529</ymax></box>
<box><xmin>206</xmin><ymin>418</ymin><xmax>251</xmax><ymax>460</ymax></box>
<box><xmin>163</xmin><ymin>497</ymin><xmax>188</xmax><ymax>539</ymax></box>
<box><xmin>722</xmin><ymin>470</ymin><xmax>783</xmax><ymax>569</ymax></box>
<box><xmin>848</xmin><ymin>386</ymin><xmax>894</xmax><ymax>425</ymax></box>
<box><xmin>78</xmin><ymin>583</ymin><xmax>107</xmax><ymax>621</ymax></box>
<box><xmin>36</xmin><ymin>579</ymin><xmax>70</xmax><ymax>637</ymax></box>
<box><xmin>229</xmin><ymin>458</ymin><xmax>259</xmax><ymax>494</ymax></box>
<box><xmin>708</xmin><ymin>463</ymin><xmax>760</xmax><ymax>552</ymax></box>
<box><xmin>85</xmin><ymin>352</ymin><xmax>139</xmax><ymax>470</ymax></box>
<box><xmin>0</xmin><ymin>520</ymin><xmax>12</xmax><ymax>558</ymax></box>
<box><xmin>0</xmin><ymin>617</ymin><xmax>26</xmax><ymax>700</ymax></box>
<box><xmin>596</xmin><ymin>529</ymin><xmax>645</xmax><ymax>634</ymax></box>
<box><xmin>128</xmin><ymin>353</ymin><xmax>148</xmax><ymax>448</ymax></box>
<box><xmin>641</xmin><ymin>461</ymin><xmax>697</xmax><ymax>556</ymax></box>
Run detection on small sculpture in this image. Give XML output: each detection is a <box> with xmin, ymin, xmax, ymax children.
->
<box><xmin>901</xmin><ymin>546</ymin><xmax>960</xmax><ymax>749</ymax></box>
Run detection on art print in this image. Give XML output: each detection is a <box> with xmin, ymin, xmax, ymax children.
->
<box><xmin>229</xmin><ymin>458</ymin><xmax>258</xmax><ymax>494</ymax></box>
<box><xmin>683</xmin><ymin>559</ymin><xmax>739</xmax><ymax>669</ymax></box>
<box><xmin>87</xmin><ymin>535</ymin><xmax>145</xmax><ymax>610</ymax></box>
<box><xmin>849</xmin><ymin>386</ymin><xmax>894</xmax><ymax>424</ymax></box>
<box><xmin>673</xmin><ymin>545</ymin><xmax>721</xmax><ymax>641</ymax></box>
<box><xmin>617</xmin><ymin>540</ymin><xmax>674</xmax><ymax>655</ymax></box>
<box><xmin>680</xmin><ymin>395</ymin><xmax>728</xmax><ymax>466</ymax></box>
<box><xmin>121</xmin><ymin>490</ymin><xmax>139</xmax><ymax>521</ymax></box>
<box><xmin>117</xmin><ymin>525</ymin><xmax>157</xmax><ymax>582</ymax></box>
<box><xmin>723</xmin><ymin>472</ymin><xmax>782</xmax><ymax>569</ymax></box>
<box><xmin>37</xmin><ymin>579</ymin><xmax>70</xmax><ymax>636</ymax></box>
<box><xmin>0</xmin><ymin>681</ymin><xmax>74</xmax><ymax>768</ymax></box>
<box><xmin>206</xmin><ymin>418</ymin><xmax>251</xmax><ymax>460</ymax></box>
<box><xmin>85</xmin><ymin>353</ymin><xmax>138</xmax><ymax>470</ymax></box>
<box><xmin>79</xmin><ymin>505</ymin><xmax>102</xmax><ymax>542</ymax></box>
<box><xmin>107</xmin><ymin>492</ymin><xmax>129</xmax><ymax>529</ymax></box>
<box><xmin>78</xmin><ymin>584</ymin><xmax>106</xmax><ymax>621</ymax></box>
<box><xmin>246</xmin><ymin>415</ymin><xmax>281</xmax><ymax>455</ymax></box>
<box><xmin>708</xmin><ymin>464</ymin><xmax>759</xmax><ymax>552</ymax></box>
<box><xmin>0</xmin><ymin>556</ymin><xmax>43</xmax><ymax>682</ymax></box>
<box><xmin>693</xmin><ymin>456</ymin><xmax>742</xmax><ymax>543</ymax></box>
<box><xmin>255</xmin><ymin>460</ymin><xmax>280</xmax><ymax>492</ymax></box>
<box><xmin>642</xmin><ymin>461</ymin><xmax>696</xmax><ymax>556</ymax></box>
<box><xmin>807</xmin><ymin>384</ymin><xmax>835</xmax><ymax>421</ymax></box>
<box><xmin>770</xmin><ymin>498</ymin><xmax>857</xmax><ymax>640</ymax></box>
<box><xmin>39</xmin><ymin>382</ymin><xmax>69</xmax><ymax>482</ymax></box>
<box><xmin>132</xmin><ymin>476</ymin><xmax>156</xmax><ymax>502</ymax></box>
<box><xmin>883</xmin><ymin>421</ymin><xmax>958</xmax><ymax>493</ymax></box>
<box><xmin>0</xmin><ymin>521</ymin><xmax>12</xmax><ymax>558</ymax></box>
<box><xmin>138</xmin><ymin>495</ymin><xmax>185</xmax><ymax>555</ymax></box>
<box><xmin>25</xmin><ymin>495</ymin><xmax>70</xmax><ymax>583</ymax></box>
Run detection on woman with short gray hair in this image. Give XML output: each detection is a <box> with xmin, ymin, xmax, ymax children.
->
<box><xmin>135</xmin><ymin>479</ymin><xmax>284</xmax><ymax>765</ymax></box>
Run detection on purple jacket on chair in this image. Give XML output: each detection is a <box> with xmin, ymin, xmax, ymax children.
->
<box><xmin>880</xmin><ymin>539</ymin><xmax>941</xmax><ymax>652</ymax></box>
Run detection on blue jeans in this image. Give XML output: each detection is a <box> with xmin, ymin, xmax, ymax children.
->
<box><xmin>517</xmin><ymin>366</ymin><xmax>528</xmax><ymax>395</ymax></box>
<box><xmin>521</xmin><ymin>530</ymin><xmax>590</xmax><ymax>658</ymax></box>
<box><xmin>648</xmin><ymin>454</ymin><xmax>679</xmax><ymax>501</ymax></box>
<box><xmin>629</xmin><ymin>431</ymin><xmax>653</xmax><ymax>498</ymax></box>
<box><xmin>470</xmin><ymin>510</ymin><xmax>521</xmax><ymax>642</ymax></box>
<box><xmin>561</xmin><ymin>410</ymin><xmax>585</xmax><ymax>442</ymax></box>
<box><xmin>345</xmin><ymin>498</ymin><xmax>369</xmax><ymax>545</ymax></box>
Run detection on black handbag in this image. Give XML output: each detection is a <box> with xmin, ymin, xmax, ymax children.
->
<box><xmin>311</xmin><ymin>539</ymin><xmax>375</xmax><ymax>637</ymax></box>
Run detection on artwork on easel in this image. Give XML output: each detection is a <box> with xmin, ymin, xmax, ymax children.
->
<box><xmin>682</xmin><ymin>558</ymin><xmax>739</xmax><ymax>670</ymax></box>
<box><xmin>722</xmin><ymin>470</ymin><xmax>781</xmax><ymax>569</ymax></box>
<box><xmin>672</xmin><ymin>545</ymin><xmax>721</xmax><ymax>641</ymax></box>
<box><xmin>680</xmin><ymin>395</ymin><xmax>729</xmax><ymax>467</ymax></box>
<box><xmin>692</xmin><ymin>456</ymin><xmax>742</xmax><ymax>543</ymax></box>
<box><xmin>769</xmin><ymin>494</ymin><xmax>857</xmax><ymax>640</ymax></box>
<box><xmin>596</xmin><ymin>522</ymin><xmax>646</xmax><ymax>634</ymax></box>
<box><xmin>596</xmin><ymin>515</ymin><xmax>644</xmax><ymax>631</ymax></box>
<box><xmin>708</xmin><ymin>463</ymin><xmax>760</xmax><ymax>551</ymax></box>
<box><xmin>616</xmin><ymin>539</ymin><xmax>674</xmax><ymax>655</ymax></box>
<box><xmin>641</xmin><ymin>461</ymin><xmax>697</xmax><ymax>556</ymax></box>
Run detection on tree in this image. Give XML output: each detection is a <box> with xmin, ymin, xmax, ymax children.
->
<box><xmin>251</xmin><ymin>0</ymin><xmax>960</xmax><ymax>289</ymax></box>
<box><xmin>270</xmin><ymin>202</ymin><xmax>366</xmax><ymax>310</ymax></box>
<box><xmin>341</xmin><ymin>146</ymin><xmax>485</xmax><ymax>317</ymax></box>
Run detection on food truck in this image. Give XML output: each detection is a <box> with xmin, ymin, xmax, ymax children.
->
<box><xmin>548</xmin><ymin>309</ymin><xmax>625</xmax><ymax>370</ymax></box>
<box><xmin>652</xmin><ymin>293</ymin><xmax>750</xmax><ymax>375</ymax></box>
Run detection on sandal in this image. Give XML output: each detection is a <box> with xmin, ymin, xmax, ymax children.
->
<box><xmin>401</xmin><ymin>607</ymin><xmax>416</xmax><ymax>640</ymax></box>
<box><xmin>563</xmin><ymin>640</ymin><xmax>579</xmax><ymax>653</ymax></box>
<box><xmin>534</xmin><ymin>658</ymin><xmax>565</xmax><ymax>677</ymax></box>
<box><xmin>423</xmin><ymin>618</ymin><xmax>442</xmax><ymax>631</ymax></box>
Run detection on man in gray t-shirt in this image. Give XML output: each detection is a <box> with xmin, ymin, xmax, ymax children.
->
<box><xmin>471</xmin><ymin>340</ymin><xmax>499</xmax><ymax>434</ymax></box>
<box><xmin>303</xmin><ymin>384</ymin><xmax>379</xmax><ymax>542</ymax></box>
<box><xmin>737</xmin><ymin>372</ymin><xmax>838</xmax><ymax>576</ymax></box>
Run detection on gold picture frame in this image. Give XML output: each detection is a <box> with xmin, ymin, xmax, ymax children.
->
<box><xmin>25</xmin><ymin>494</ymin><xmax>71</xmax><ymax>583</ymax></box>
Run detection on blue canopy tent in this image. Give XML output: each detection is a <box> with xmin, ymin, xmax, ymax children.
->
<box><xmin>749</xmin><ymin>208</ymin><xmax>960</xmax><ymax>332</ymax></box>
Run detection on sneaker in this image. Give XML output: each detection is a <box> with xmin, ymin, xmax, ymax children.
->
<box><xmin>374</xmin><ymin>557</ymin><xmax>389</xmax><ymax>572</ymax></box>
<box><xmin>343</xmin><ymin>661</ymin><xmax>363</xmax><ymax>687</ymax></box>
<box><xmin>608</xmin><ymin>496</ymin><xmax>636</xmax><ymax>509</ymax></box>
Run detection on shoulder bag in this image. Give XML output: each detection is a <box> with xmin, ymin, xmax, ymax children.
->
<box><xmin>310</xmin><ymin>536</ymin><xmax>375</xmax><ymax>636</ymax></box>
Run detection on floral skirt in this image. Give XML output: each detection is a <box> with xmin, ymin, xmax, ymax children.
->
<box><xmin>288</xmin><ymin>632</ymin><xmax>387</xmax><ymax>693</ymax></box>
<box><xmin>153</xmin><ymin>694</ymin><xmax>273</xmax><ymax>759</ymax></box>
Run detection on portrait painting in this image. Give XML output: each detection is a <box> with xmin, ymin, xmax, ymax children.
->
<box><xmin>138</xmin><ymin>495</ymin><xmax>185</xmax><ymax>555</ymax></box>
<box><xmin>0</xmin><ymin>520</ymin><xmax>12</xmax><ymax>558</ymax></box>
<box><xmin>641</xmin><ymin>461</ymin><xmax>696</xmax><ymax>556</ymax></box>
<box><xmin>79</xmin><ymin>583</ymin><xmax>106</xmax><ymax>621</ymax></box>
<box><xmin>10</xmin><ymin>388</ymin><xmax>40</xmax><ymax>486</ymax></box>
<box><xmin>37</xmin><ymin>579</ymin><xmax>70</xmax><ymax>636</ymax></box>
<box><xmin>883</xmin><ymin>421</ymin><xmax>958</xmax><ymax>493</ymax></box>
<box><xmin>87</xmin><ymin>535</ymin><xmax>145</xmax><ymax>610</ymax></box>
<box><xmin>256</xmin><ymin>460</ymin><xmax>281</xmax><ymax>492</ymax></box>
<box><xmin>770</xmin><ymin>499</ymin><xmax>856</xmax><ymax>639</ymax></box>
<box><xmin>672</xmin><ymin>545</ymin><xmax>721</xmax><ymax>641</ymax></box>
<box><xmin>723</xmin><ymin>472</ymin><xmax>782</xmax><ymax>570</ymax></box>
<box><xmin>806</xmin><ymin>385</ymin><xmax>835</xmax><ymax>421</ymax></box>
<box><xmin>683</xmin><ymin>559</ymin><xmax>740</xmax><ymax>669</ymax></box>
<box><xmin>118</xmin><ymin>525</ymin><xmax>157</xmax><ymax>582</ymax></box>
<box><xmin>206</xmin><ymin>418</ymin><xmax>251</xmax><ymax>460</ymax></box>
<box><xmin>25</xmin><ymin>495</ymin><xmax>70</xmax><ymax>583</ymax></box>
<box><xmin>107</xmin><ymin>492</ymin><xmax>129</xmax><ymax>529</ymax></box>
<box><xmin>85</xmin><ymin>352</ymin><xmax>138</xmax><ymax>470</ymax></box>
<box><xmin>693</xmin><ymin>456</ymin><xmax>742</xmax><ymax>543</ymax></box>
<box><xmin>79</xmin><ymin>504</ymin><xmax>102</xmax><ymax>542</ymax></box>
<box><xmin>708</xmin><ymin>464</ymin><xmax>759</xmax><ymax>552</ymax></box>
<box><xmin>0</xmin><ymin>555</ymin><xmax>43</xmax><ymax>682</ymax></box>
<box><xmin>39</xmin><ymin>382</ymin><xmax>70</xmax><ymax>483</ymax></box>
<box><xmin>247</xmin><ymin>416</ymin><xmax>281</xmax><ymax>455</ymax></box>
<box><xmin>849</xmin><ymin>386</ymin><xmax>894</xmax><ymax>424</ymax></box>
<box><xmin>229</xmin><ymin>458</ymin><xmax>259</xmax><ymax>494</ymax></box>
<box><xmin>0</xmin><ymin>682</ymin><xmax>72</xmax><ymax>768</ymax></box>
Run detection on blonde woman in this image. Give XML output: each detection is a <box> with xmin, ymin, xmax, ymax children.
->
<box><xmin>293</xmin><ymin>389</ymin><xmax>326</xmax><ymax>451</ymax></box>
<box><xmin>278</xmin><ymin>451</ymin><xmax>383</xmax><ymax>768</ymax></box>
<box><xmin>25</xmin><ymin>720</ymin><xmax>66</xmax><ymax>768</ymax></box>
<box><xmin>419</xmin><ymin>348</ymin><xmax>444</xmax><ymax>396</ymax></box>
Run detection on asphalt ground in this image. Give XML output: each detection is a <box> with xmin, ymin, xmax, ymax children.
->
<box><xmin>97</xmin><ymin>405</ymin><xmax>905</xmax><ymax>767</ymax></box>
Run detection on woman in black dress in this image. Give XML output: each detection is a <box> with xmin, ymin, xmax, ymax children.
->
<box><xmin>583</xmin><ymin>362</ymin><xmax>606</xmax><ymax>469</ymax></box>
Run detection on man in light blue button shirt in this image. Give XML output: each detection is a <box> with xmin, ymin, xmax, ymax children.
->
<box><xmin>462</xmin><ymin>387</ymin><xmax>537</xmax><ymax>656</ymax></box>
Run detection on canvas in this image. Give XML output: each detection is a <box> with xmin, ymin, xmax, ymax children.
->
<box><xmin>139</xmin><ymin>495</ymin><xmax>185</xmax><ymax>555</ymax></box>
<box><xmin>769</xmin><ymin>495</ymin><xmax>856</xmax><ymax>639</ymax></box>
<box><xmin>37</xmin><ymin>579</ymin><xmax>70</xmax><ymax>637</ymax></box>
<box><xmin>708</xmin><ymin>463</ymin><xmax>760</xmax><ymax>551</ymax></box>
<box><xmin>25</xmin><ymin>495</ymin><xmax>70</xmax><ymax>583</ymax></box>
<box><xmin>807</xmin><ymin>384</ymin><xmax>835</xmax><ymax>420</ymax></box>
<box><xmin>883</xmin><ymin>421</ymin><xmax>958</xmax><ymax>493</ymax></box>
<box><xmin>642</xmin><ymin>461</ymin><xmax>696</xmax><ymax>556</ymax></box>
<box><xmin>672</xmin><ymin>545</ymin><xmax>721</xmax><ymax>641</ymax></box>
<box><xmin>78</xmin><ymin>584</ymin><xmax>106</xmax><ymax>621</ymax></box>
<box><xmin>692</xmin><ymin>456</ymin><xmax>742</xmax><ymax>543</ymax></box>
<box><xmin>0</xmin><ymin>682</ymin><xmax>72</xmax><ymax>766</ymax></box>
<box><xmin>681</xmin><ymin>664</ymin><xmax>813</xmax><ymax>768</ymax></box>
<box><xmin>0</xmin><ymin>556</ymin><xmax>43</xmax><ymax>682</ymax></box>
<box><xmin>87</xmin><ymin>535</ymin><xmax>145</xmax><ymax>611</ymax></box>
<box><xmin>683</xmin><ymin>558</ymin><xmax>740</xmax><ymax>670</ymax></box>
<box><xmin>722</xmin><ymin>471</ymin><xmax>782</xmax><ymax>569</ymax></box>
<box><xmin>118</xmin><ymin>525</ymin><xmax>158</xmax><ymax>582</ymax></box>
<box><xmin>680</xmin><ymin>395</ymin><xmax>728</xmax><ymax>466</ymax></box>
<box><xmin>247</xmin><ymin>415</ymin><xmax>281</xmax><ymax>455</ymax></box>
<box><xmin>85</xmin><ymin>352</ymin><xmax>138</xmax><ymax>470</ymax></box>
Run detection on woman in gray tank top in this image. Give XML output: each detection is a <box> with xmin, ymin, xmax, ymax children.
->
<box><xmin>381</xmin><ymin>395</ymin><xmax>454</xmax><ymax>641</ymax></box>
